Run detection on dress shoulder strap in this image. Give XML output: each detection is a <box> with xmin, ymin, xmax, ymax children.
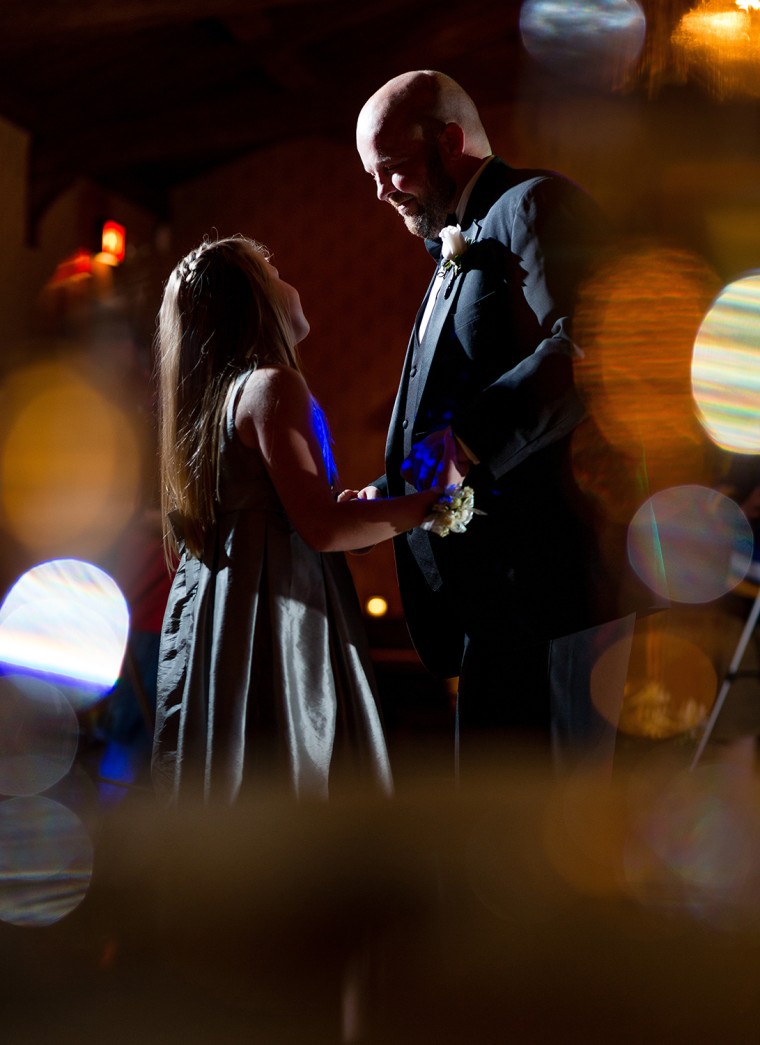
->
<box><xmin>224</xmin><ymin>368</ymin><xmax>256</xmax><ymax>440</ymax></box>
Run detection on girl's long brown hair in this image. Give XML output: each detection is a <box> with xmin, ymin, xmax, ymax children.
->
<box><xmin>157</xmin><ymin>235</ymin><xmax>301</xmax><ymax>561</ymax></box>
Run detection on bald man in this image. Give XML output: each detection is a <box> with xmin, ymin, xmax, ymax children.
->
<box><xmin>355</xmin><ymin>70</ymin><xmax>639</xmax><ymax>776</ymax></box>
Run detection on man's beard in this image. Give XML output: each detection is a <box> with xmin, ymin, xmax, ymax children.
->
<box><xmin>397</xmin><ymin>150</ymin><xmax>456</xmax><ymax>240</ymax></box>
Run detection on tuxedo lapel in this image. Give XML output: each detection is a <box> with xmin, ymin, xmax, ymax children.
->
<box><xmin>385</xmin><ymin>263</ymin><xmax>441</xmax><ymax>470</ymax></box>
<box><xmin>419</xmin><ymin>265</ymin><xmax>455</xmax><ymax>349</ymax></box>
<box><xmin>404</xmin><ymin>217</ymin><xmax>485</xmax><ymax>456</ymax></box>
<box><xmin>386</xmin><ymin>169</ymin><xmax>506</xmax><ymax>471</ymax></box>
<box><xmin>404</xmin><ymin>268</ymin><xmax>456</xmax><ymax>455</ymax></box>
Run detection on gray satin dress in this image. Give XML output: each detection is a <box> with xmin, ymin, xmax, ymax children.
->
<box><xmin>153</xmin><ymin>371</ymin><xmax>393</xmax><ymax>803</ymax></box>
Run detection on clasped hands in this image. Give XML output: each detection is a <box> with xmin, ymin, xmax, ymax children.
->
<box><xmin>339</xmin><ymin>426</ymin><xmax>471</xmax><ymax>504</ymax></box>
<box><xmin>337</xmin><ymin>427</ymin><xmax>471</xmax><ymax>554</ymax></box>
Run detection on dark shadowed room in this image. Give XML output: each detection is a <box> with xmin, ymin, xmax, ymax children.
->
<box><xmin>1</xmin><ymin>2</ymin><xmax>760</xmax><ymax>1041</ymax></box>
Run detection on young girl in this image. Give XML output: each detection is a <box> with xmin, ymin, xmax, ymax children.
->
<box><xmin>153</xmin><ymin>235</ymin><xmax>444</xmax><ymax>802</ymax></box>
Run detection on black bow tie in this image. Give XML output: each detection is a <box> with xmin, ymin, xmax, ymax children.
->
<box><xmin>425</xmin><ymin>213</ymin><xmax>459</xmax><ymax>261</ymax></box>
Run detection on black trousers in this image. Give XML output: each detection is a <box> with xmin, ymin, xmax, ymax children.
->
<box><xmin>455</xmin><ymin>614</ymin><xmax>636</xmax><ymax>778</ymax></box>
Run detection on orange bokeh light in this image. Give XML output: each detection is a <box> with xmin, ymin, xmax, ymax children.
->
<box><xmin>100</xmin><ymin>220</ymin><xmax>126</xmax><ymax>264</ymax></box>
<box><xmin>571</xmin><ymin>244</ymin><xmax>722</xmax><ymax>522</ymax></box>
<box><xmin>673</xmin><ymin>0</ymin><xmax>760</xmax><ymax>99</ymax></box>
<box><xmin>0</xmin><ymin>362</ymin><xmax>141</xmax><ymax>559</ymax></box>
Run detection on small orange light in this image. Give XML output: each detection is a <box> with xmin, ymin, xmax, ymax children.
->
<box><xmin>365</xmin><ymin>596</ymin><xmax>388</xmax><ymax>617</ymax></box>
<box><xmin>101</xmin><ymin>220</ymin><xmax>126</xmax><ymax>264</ymax></box>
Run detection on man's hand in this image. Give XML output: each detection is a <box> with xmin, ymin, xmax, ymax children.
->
<box><xmin>401</xmin><ymin>427</ymin><xmax>471</xmax><ymax>491</ymax></box>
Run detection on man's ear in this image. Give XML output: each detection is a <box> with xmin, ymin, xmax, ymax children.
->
<box><xmin>438</xmin><ymin>122</ymin><xmax>464</xmax><ymax>159</ymax></box>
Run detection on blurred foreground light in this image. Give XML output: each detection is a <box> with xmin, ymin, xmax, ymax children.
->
<box><xmin>542</xmin><ymin>772</ymin><xmax>629</xmax><ymax>898</ymax></box>
<box><xmin>541</xmin><ymin>757</ymin><xmax>760</xmax><ymax>927</ymax></box>
<box><xmin>624</xmin><ymin>764</ymin><xmax>760</xmax><ymax>929</ymax></box>
<box><xmin>519</xmin><ymin>0</ymin><xmax>646</xmax><ymax>91</ymax></box>
<box><xmin>673</xmin><ymin>0</ymin><xmax>760</xmax><ymax>99</ymax></box>
<box><xmin>573</xmin><ymin>246</ymin><xmax>721</xmax><ymax>521</ymax></box>
<box><xmin>0</xmin><ymin>362</ymin><xmax>141</xmax><ymax>558</ymax></box>
<box><xmin>467</xmin><ymin>804</ymin><xmax>571</xmax><ymax>921</ymax></box>
<box><xmin>365</xmin><ymin>596</ymin><xmax>388</xmax><ymax>618</ymax></box>
<box><xmin>607</xmin><ymin>626</ymin><xmax>717</xmax><ymax>739</ymax></box>
<box><xmin>0</xmin><ymin>559</ymin><xmax>129</xmax><ymax>708</ymax></box>
<box><xmin>0</xmin><ymin>675</ymin><xmax>79</xmax><ymax>796</ymax></box>
<box><xmin>0</xmin><ymin>796</ymin><xmax>93</xmax><ymax>926</ymax></box>
<box><xmin>692</xmin><ymin>272</ymin><xmax>760</xmax><ymax>453</ymax></box>
<box><xmin>627</xmin><ymin>484</ymin><xmax>753</xmax><ymax>603</ymax></box>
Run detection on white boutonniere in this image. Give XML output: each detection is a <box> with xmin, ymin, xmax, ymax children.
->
<box><xmin>439</xmin><ymin>224</ymin><xmax>469</xmax><ymax>277</ymax></box>
<box><xmin>421</xmin><ymin>483</ymin><xmax>484</xmax><ymax>538</ymax></box>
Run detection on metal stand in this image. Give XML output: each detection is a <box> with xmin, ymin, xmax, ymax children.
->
<box><xmin>690</xmin><ymin>586</ymin><xmax>760</xmax><ymax>770</ymax></box>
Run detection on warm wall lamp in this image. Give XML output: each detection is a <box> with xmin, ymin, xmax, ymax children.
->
<box><xmin>97</xmin><ymin>220</ymin><xmax>126</xmax><ymax>265</ymax></box>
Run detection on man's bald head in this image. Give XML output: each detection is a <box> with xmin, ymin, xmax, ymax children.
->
<box><xmin>356</xmin><ymin>71</ymin><xmax>492</xmax><ymax>238</ymax></box>
<box><xmin>356</xmin><ymin>70</ymin><xmax>491</xmax><ymax>162</ymax></box>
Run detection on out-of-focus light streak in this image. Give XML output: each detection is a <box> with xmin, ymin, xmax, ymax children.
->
<box><xmin>692</xmin><ymin>273</ymin><xmax>760</xmax><ymax>453</ymax></box>
<box><xmin>673</xmin><ymin>0</ymin><xmax>760</xmax><ymax>99</ymax></box>
<box><xmin>0</xmin><ymin>561</ymin><xmax>116</xmax><ymax>928</ymax></box>
<box><xmin>610</xmin><ymin>626</ymin><xmax>717</xmax><ymax>739</ymax></box>
<box><xmin>573</xmin><ymin>246</ymin><xmax>722</xmax><ymax>521</ymax></box>
<box><xmin>519</xmin><ymin>0</ymin><xmax>646</xmax><ymax>91</ymax></box>
<box><xmin>0</xmin><ymin>559</ymin><xmax>129</xmax><ymax>702</ymax></box>
<box><xmin>538</xmin><ymin>759</ymin><xmax>760</xmax><ymax>930</ymax></box>
<box><xmin>0</xmin><ymin>796</ymin><xmax>93</xmax><ymax>927</ymax></box>
<box><xmin>0</xmin><ymin>675</ymin><xmax>79</xmax><ymax>796</ymax></box>
<box><xmin>626</xmin><ymin>484</ymin><xmax>753</xmax><ymax>603</ymax></box>
<box><xmin>624</xmin><ymin>763</ymin><xmax>760</xmax><ymax>928</ymax></box>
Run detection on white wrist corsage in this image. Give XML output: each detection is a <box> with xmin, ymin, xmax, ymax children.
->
<box><xmin>422</xmin><ymin>484</ymin><xmax>483</xmax><ymax>537</ymax></box>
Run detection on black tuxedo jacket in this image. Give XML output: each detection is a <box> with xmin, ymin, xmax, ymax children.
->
<box><xmin>379</xmin><ymin>158</ymin><xmax>634</xmax><ymax>677</ymax></box>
